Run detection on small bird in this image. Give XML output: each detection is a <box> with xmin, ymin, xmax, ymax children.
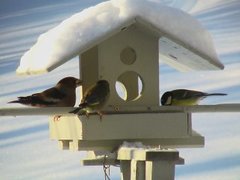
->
<box><xmin>161</xmin><ymin>89</ymin><xmax>227</xmax><ymax>106</ymax></box>
<box><xmin>70</xmin><ymin>80</ymin><xmax>110</xmax><ymax>120</ymax></box>
<box><xmin>9</xmin><ymin>77</ymin><xmax>82</xmax><ymax>120</ymax></box>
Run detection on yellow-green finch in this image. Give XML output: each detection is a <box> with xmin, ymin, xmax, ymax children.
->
<box><xmin>70</xmin><ymin>80</ymin><xmax>110</xmax><ymax>119</ymax></box>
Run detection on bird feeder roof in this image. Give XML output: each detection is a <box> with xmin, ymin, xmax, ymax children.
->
<box><xmin>17</xmin><ymin>0</ymin><xmax>224</xmax><ymax>75</ymax></box>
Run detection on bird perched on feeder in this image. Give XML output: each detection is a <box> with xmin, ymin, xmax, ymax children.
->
<box><xmin>9</xmin><ymin>76</ymin><xmax>82</xmax><ymax>120</ymax></box>
<box><xmin>70</xmin><ymin>80</ymin><xmax>110</xmax><ymax>120</ymax></box>
<box><xmin>161</xmin><ymin>89</ymin><xmax>227</xmax><ymax>106</ymax></box>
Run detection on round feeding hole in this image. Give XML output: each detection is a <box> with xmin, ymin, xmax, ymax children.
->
<box><xmin>120</xmin><ymin>47</ymin><xmax>136</xmax><ymax>65</ymax></box>
<box><xmin>115</xmin><ymin>71</ymin><xmax>143</xmax><ymax>101</ymax></box>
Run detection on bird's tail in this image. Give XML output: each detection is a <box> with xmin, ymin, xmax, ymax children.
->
<box><xmin>8</xmin><ymin>100</ymin><xmax>20</xmax><ymax>103</ymax></box>
<box><xmin>205</xmin><ymin>93</ymin><xmax>227</xmax><ymax>96</ymax></box>
<box><xmin>69</xmin><ymin>103</ymin><xmax>87</xmax><ymax>114</ymax></box>
<box><xmin>8</xmin><ymin>96</ymin><xmax>32</xmax><ymax>105</ymax></box>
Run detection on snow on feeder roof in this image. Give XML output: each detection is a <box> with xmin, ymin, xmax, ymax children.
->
<box><xmin>16</xmin><ymin>0</ymin><xmax>224</xmax><ymax>75</ymax></box>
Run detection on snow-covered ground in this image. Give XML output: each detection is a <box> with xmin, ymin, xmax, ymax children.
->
<box><xmin>0</xmin><ymin>0</ymin><xmax>240</xmax><ymax>179</ymax></box>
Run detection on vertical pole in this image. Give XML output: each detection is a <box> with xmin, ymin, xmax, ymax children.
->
<box><xmin>120</xmin><ymin>161</ymin><xmax>131</xmax><ymax>180</ymax></box>
<box><xmin>80</xmin><ymin>46</ymin><xmax>99</xmax><ymax>92</ymax></box>
<box><xmin>145</xmin><ymin>160</ymin><xmax>175</xmax><ymax>180</ymax></box>
<box><xmin>136</xmin><ymin>161</ymin><xmax>145</xmax><ymax>180</ymax></box>
<box><xmin>120</xmin><ymin>160</ymin><xmax>137</xmax><ymax>180</ymax></box>
<box><xmin>130</xmin><ymin>160</ymin><xmax>137</xmax><ymax>180</ymax></box>
<box><xmin>145</xmin><ymin>161</ymin><xmax>153</xmax><ymax>180</ymax></box>
<box><xmin>146</xmin><ymin>151</ymin><xmax>181</xmax><ymax>180</ymax></box>
<box><xmin>151</xmin><ymin>161</ymin><xmax>175</xmax><ymax>180</ymax></box>
<box><xmin>119</xmin><ymin>149</ymin><xmax>182</xmax><ymax>180</ymax></box>
<box><xmin>120</xmin><ymin>160</ymin><xmax>145</xmax><ymax>180</ymax></box>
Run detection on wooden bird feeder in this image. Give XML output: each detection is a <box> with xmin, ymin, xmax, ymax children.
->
<box><xmin>2</xmin><ymin>1</ymin><xmax>239</xmax><ymax>180</ymax></box>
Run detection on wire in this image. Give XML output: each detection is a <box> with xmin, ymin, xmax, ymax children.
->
<box><xmin>103</xmin><ymin>155</ymin><xmax>111</xmax><ymax>180</ymax></box>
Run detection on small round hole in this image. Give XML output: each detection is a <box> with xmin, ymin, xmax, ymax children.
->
<box><xmin>120</xmin><ymin>47</ymin><xmax>137</xmax><ymax>65</ymax></box>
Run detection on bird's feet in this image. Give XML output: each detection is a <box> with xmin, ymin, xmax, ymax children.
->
<box><xmin>82</xmin><ymin>112</ymin><xmax>104</xmax><ymax>121</ymax></box>
<box><xmin>97</xmin><ymin>111</ymin><xmax>103</xmax><ymax>121</ymax></box>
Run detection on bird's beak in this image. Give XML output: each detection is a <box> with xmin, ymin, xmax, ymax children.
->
<box><xmin>76</xmin><ymin>79</ymin><xmax>82</xmax><ymax>87</ymax></box>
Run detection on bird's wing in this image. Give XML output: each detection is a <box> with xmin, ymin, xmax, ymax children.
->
<box><xmin>84</xmin><ymin>91</ymin><xmax>101</xmax><ymax>105</ymax></box>
<box><xmin>83</xmin><ymin>86</ymin><xmax>105</xmax><ymax>105</ymax></box>
<box><xmin>43</xmin><ymin>87</ymin><xmax>66</xmax><ymax>100</ymax></box>
<box><xmin>174</xmin><ymin>89</ymin><xmax>206</xmax><ymax>99</ymax></box>
<box><xmin>188</xmin><ymin>91</ymin><xmax>207</xmax><ymax>98</ymax></box>
<box><xmin>33</xmin><ymin>88</ymin><xmax>67</xmax><ymax>105</ymax></box>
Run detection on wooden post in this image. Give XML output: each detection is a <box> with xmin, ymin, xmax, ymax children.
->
<box><xmin>118</xmin><ymin>148</ymin><xmax>183</xmax><ymax>180</ymax></box>
<box><xmin>82</xmin><ymin>147</ymin><xmax>184</xmax><ymax>180</ymax></box>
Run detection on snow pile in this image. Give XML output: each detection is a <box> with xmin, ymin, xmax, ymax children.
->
<box><xmin>119</xmin><ymin>141</ymin><xmax>162</xmax><ymax>151</ymax></box>
<box><xmin>17</xmin><ymin>0</ymin><xmax>221</xmax><ymax>75</ymax></box>
<box><xmin>120</xmin><ymin>141</ymin><xmax>150</xmax><ymax>149</ymax></box>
